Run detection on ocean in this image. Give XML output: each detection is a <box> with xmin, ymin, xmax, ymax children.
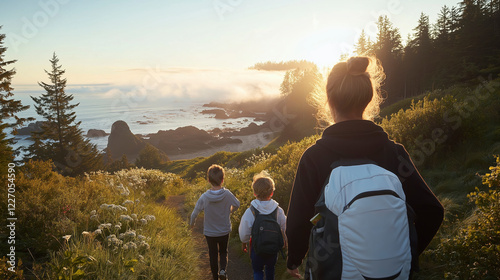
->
<box><xmin>8</xmin><ymin>85</ymin><xmax>269</xmax><ymax>155</ymax></box>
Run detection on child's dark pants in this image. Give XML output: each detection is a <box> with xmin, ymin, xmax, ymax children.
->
<box><xmin>205</xmin><ymin>234</ymin><xmax>229</xmax><ymax>280</ymax></box>
<box><xmin>250</xmin><ymin>248</ymin><xmax>278</xmax><ymax>280</ymax></box>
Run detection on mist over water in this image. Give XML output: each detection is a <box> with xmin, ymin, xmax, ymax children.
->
<box><xmin>10</xmin><ymin>69</ymin><xmax>284</xmax><ymax>153</ymax></box>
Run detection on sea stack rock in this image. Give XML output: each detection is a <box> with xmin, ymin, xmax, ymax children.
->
<box><xmin>146</xmin><ymin>125</ymin><xmax>214</xmax><ymax>155</ymax></box>
<box><xmin>86</xmin><ymin>129</ymin><xmax>108</xmax><ymax>137</ymax></box>
<box><xmin>107</xmin><ymin>120</ymin><xmax>146</xmax><ymax>161</ymax></box>
<box><xmin>17</xmin><ymin>121</ymin><xmax>45</xmax><ymax>135</ymax></box>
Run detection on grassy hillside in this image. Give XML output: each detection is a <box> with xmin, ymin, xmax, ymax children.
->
<box><xmin>0</xmin><ymin>161</ymin><xmax>198</xmax><ymax>279</ymax></box>
<box><xmin>1</xmin><ymin>79</ymin><xmax>498</xmax><ymax>279</ymax></box>
<box><xmin>170</xmin><ymin>78</ymin><xmax>500</xmax><ymax>279</ymax></box>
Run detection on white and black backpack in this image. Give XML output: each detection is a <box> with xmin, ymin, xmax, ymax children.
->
<box><xmin>305</xmin><ymin>159</ymin><xmax>418</xmax><ymax>280</ymax></box>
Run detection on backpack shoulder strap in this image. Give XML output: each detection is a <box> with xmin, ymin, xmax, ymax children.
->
<box><xmin>271</xmin><ymin>207</ymin><xmax>279</xmax><ymax>221</ymax></box>
<box><xmin>250</xmin><ymin>205</ymin><xmax>259</xmax><ymax>217</ymax></box>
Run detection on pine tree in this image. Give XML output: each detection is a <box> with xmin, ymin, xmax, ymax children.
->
<box><xmin>0</xmin><ymin>26</ymin><xmax>32</xmax><ymax>175</ymax></box>
<box><xmin>405</xmin><ymin>13</ymin><xmax>433</xmax><ymax>94</ymax></box>
<box><xmin>373</xmin><ymin>16</ymin><xmax>404</xmax><ymax>102</ymax></box>
<box><xmin>435</xmin><ymin>6</ymin><xmax>452</xmax><ymax>42</ymax></box>
<box><xmin>27</xmin><ymin>53</ymin><xmax>102</xmax><ymax>175</ymax></box>
<box><xmin>374</xmin><ymin>16</ymin><xmax>403</xmax><ymax>56</ymax></box>
<box><xmin>354</xmin><ymin>29</ymin><xmax>372</xmax><ymax>56</ymax></box>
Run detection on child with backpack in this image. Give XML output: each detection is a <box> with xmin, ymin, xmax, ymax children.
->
<box><xmin>238</xmin><ymin>171</ymin><xmax>286</xmax><ymax>280</ymax></box>
<box><xmin>190</xmin><ymin>164</ymin><xmax>240</xmax><ymax>280</ymax></box>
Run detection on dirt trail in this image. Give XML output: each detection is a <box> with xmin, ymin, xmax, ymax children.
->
<box><xmin>164</xmin><ymin>195</ymin><xmax>254</xmax><ymax>280</ymax></box>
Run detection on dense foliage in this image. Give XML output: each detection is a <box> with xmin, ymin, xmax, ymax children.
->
<box><xmin>430</xmin><ymin>156</ymin><xmax>500</xmax><ymax>279</ymax></box>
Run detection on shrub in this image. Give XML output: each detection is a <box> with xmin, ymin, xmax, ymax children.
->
<box><xmin>380</xmin><ymin>94</ymin><xmax>459</xmax><ymax>163</ymax></box>
<box><xmin>135</xmin><ymin>144</ymin><xmax>169</xmax><ymax>170</ymax></box>
<box><xmin>430</xmin><ymin>156</ymin><xmax>500</xmax><ymax>279</ymax></box>
<box><xmin>0</xmin><ymin>257</ymin><xmax>24</xmax><ymax>280</ymax></box>
<box><xmin>0</xmin><ymin>160</ymin><xmax>116</xmax><ymax>259</ymax></box>
<box><xmin>380</xmin><ymin>79</ymin><xmax>500</xmax><ymax>168</ymax></box>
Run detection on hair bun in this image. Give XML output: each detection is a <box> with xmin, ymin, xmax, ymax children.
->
<box><xmin>347</xmin><ymin>56</ymin><xmax>369</xmax><ymax>76</ymax></box>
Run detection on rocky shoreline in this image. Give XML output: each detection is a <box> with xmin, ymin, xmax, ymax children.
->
<box><xmin>103</xmin><ymin>98</ymin><xmax>285</xmax><ymax>161</ymax></box>
<box><xmin>105</xmin><ymin>119</ymin><xmax>274</xmax><ymax>162</ymax></box>
<box><xmin>16</xmin><ymin>97</ymin><xmax>287</xmax><ymax>162</ymax></box>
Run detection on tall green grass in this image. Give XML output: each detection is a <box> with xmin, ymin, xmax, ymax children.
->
<box><xmin>0</xmin><ymin>162</ymin><xmax>198</xmax><ymax>279</ymax></box>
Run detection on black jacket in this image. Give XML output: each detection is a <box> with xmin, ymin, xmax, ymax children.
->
<box><xmin>286</xmin><ymin>120</ymin><xmax>444</xmax><ymax>269</ymax></box>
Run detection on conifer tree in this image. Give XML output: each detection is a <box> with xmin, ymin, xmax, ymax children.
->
<box><xmin>354</xmin><ymin>30</ymin><xmax>372</xmax><ymax>56</ymax></box>
<box><xmin>435</xmin><ymin>6</ymin><xmax>452</xmax><ymax>42</ymax></box>
<box><xmin>373</xmin><ymin>16</ymin><xmax>404</xmax><ymax>102</ymax></box>
<box><xmin>0</xmin><ymin>27</ymin><xmax>32</xmax><ymax>175</ymax></box>
<box><xmin>26</xmin><ymin>53</ymin><xmax>102</xmax><ymax>175</ymax></box>
<box><xmin>404</xmin><ymin>13</ymin><xmax>434</xmax><ymax>95</ymax></box>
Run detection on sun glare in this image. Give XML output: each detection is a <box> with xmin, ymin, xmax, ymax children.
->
<box><xmin>296</xmin><ymin>27</ymin><xmax>350</xmax><ymax>70</ymax></box>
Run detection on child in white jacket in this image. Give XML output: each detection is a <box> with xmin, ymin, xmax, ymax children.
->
<box><xmin>239</xmin><ymin>171</ymin><xmax>286</xmax><ymax>280</ymax></box>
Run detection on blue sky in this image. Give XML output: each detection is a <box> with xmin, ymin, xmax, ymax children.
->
<box><xmin>1</xmin><ymin>0</ymin><xmax>460</xmax><ymax>85</ymax></box>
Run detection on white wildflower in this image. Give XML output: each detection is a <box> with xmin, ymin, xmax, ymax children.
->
<box><xmin>115</xmin><ymin>224</ymin><xmax>121</xmax><ymax>230</ymax></box>
<box><xmin>122</xmin><ymin>200</ymin><xmax>134</xmax><ymax>206</ymax></box>
<box><xmin>125</xmin><ymin>230</ymin><xmax>136</xmax><ymax>238</ymax></box>
<box><xmin>98</xmin><ymin>223</ymin><xmax>112</xmax><ymax>230</ymax></box>
<box><xmin>137</xmin><ymin>235</ymin><xmax>146</xmax><ymax>241</ymax></box>
<box><xmin>82</xmin><ymin>231</ymin><xmax>91</xmax><ymax>236</ymax></box>
<box><xmin>140</xmin><ymin>191</ymin><xmax>146</xmax><ymax>196</ymax></box>
<box><xmin>119</xmin><ymin>215</ymin><xmax>133</xmax><ymax>222</ymax></box>
<box><xmin>138</xmin><ymin>241</ymin><xmax>150</xmax><ymax>250</ymax></box>
<box><xmin>138</xmin><ymin>254</ymin><xmax>145</xmax><ymax>262</ymax></box>
<box><xmin>131</xmin><ymin>214</ymin><xmax>138</xmax><ymax>220</ymax></box>
<box><xmin>112</xmin><ymin>204</ymin><xmax>127</xmax><ymax>212</ymax></box>
<box><xmin>90</xmin><ymin>210</ymin><xmax>97</xmax><ymax>216</ymax></box>
<box><xmin>119</xmin><ymin>233</ymin><xmax>125</xmax><ymax>239</ymax></box>
<box><xmin>140</xmin><ymin>218</ymin><xmax>147</xmax><ymax>225</ymax></box>
<box><xmin>100</xmin><ymin>203</ymin><xmax>108</xmax><ymax>209</ymax></box>
<box><xmin>94</xmin><ymin>229</ymin><xmax>102</xmax><ymax>235</ymax></box>
<box><xmin>125</xmin><ymin>241</ymin><xmax>137</xmax><ymax>250</ymax></box>
<box><xmin>144</xmin><ymin>215</ymin><xmax>156</xmax><ymax>221</ymax></box>
<box><xmin>106</xmin><ymin>234</ymin><xmax>123</xmax><ymax>246</ymax></box>
<box><xmin>90</xmin><ymin>214</ymin><xmax>98</xmax><ymax>220</ymax></box>
<box><xmin>62</xmin><ymin>235</ymin><xmax>71</xmax><ymax>242</ymax></box>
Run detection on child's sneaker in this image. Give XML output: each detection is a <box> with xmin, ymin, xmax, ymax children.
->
<box><xmin>218</xmin><ymin>269</ymin><xmax>227</xmax><ymax>280</ymax></box>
